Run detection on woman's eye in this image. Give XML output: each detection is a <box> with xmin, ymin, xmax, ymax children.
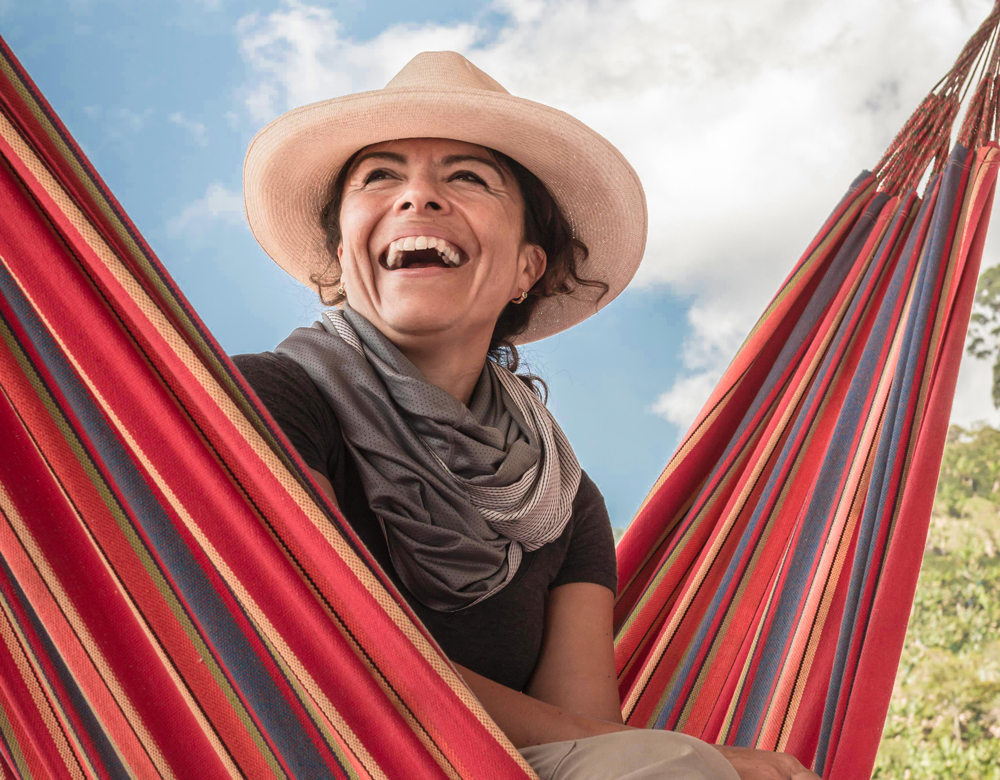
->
<box><xmin>452</xmin><ymin>171</ymin><xmax>486</xmax><ymax>185</ymax></box>
<box><xmin>363</xmin><ymin>169</ymin><xmax>393</xmax><ymax>184</ymax></box>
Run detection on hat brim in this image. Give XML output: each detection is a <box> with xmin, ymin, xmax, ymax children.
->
<box><xmin>243</xmin><ymin>86</ymin><xmax>647</xmax><ymax>344</ymax></box>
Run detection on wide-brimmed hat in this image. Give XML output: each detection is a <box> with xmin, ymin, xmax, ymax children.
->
<box><xmin>243</xmin><ymin>51</ymin><xmax>647</xmax><ymax>344</ymax></box>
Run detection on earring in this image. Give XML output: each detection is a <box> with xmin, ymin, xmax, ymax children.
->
<box><xmin>337</xmin><ymin>283</ymin><xmax>345</xmax><ymax>297</ymax></box>
<box><xmin>511</xmin><ymin>290</ymin><xmax>528</xmax><ymax>304</ymax></box>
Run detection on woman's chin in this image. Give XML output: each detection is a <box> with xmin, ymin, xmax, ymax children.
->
<box><xmin>374</xmin><ymin>298</ymin><xmax>465</xmax><ymax>339</ymax></box>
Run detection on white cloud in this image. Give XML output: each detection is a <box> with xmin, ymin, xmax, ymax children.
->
<box><xmin>168</xmin><ymin>183</ymin><xmax>243</xmax><ymax>235</ymax></box>
<box><xmin>235</xmin><ymin>1</ymin><xmax>481</xmax><ymax>123</ymax></box>
<box><xmin>169</xmin><ymin>111</ymin><xmax>209</xmax><ymax>146</ymax></box>
<box><xmin>104</xmin><ymin>107</ymin><xmax>153</xmax><ymax>140</ymax></box>
<box><xmin>117</xmin><ymin>107</ymin><xmax>153</xmax><ymax>132</ymax></box>
<box><xmin>650</xmin><ymin>371</ymin><xmax>725</xmax><ymax>429</ymax></box>
<box><xmin>233</xmin><ymin>0</ymin><xmax>999</xmax><ymax>431</ymax></box>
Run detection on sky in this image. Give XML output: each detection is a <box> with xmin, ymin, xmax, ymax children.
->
<box><xmin>5</xmin><ymin>0</ymin><xmax>1000</xmax><ymax>528</ymax></box>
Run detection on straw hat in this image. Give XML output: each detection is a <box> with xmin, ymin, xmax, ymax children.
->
<box><xmin>243</xmin><ymin>51</ymin><xmax>647</xmax><ymax>344</ymax></box>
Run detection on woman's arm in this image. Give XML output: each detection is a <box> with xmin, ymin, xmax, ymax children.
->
<box><xmin>524</xmin><ymin>581</ymin><xmax>622</xmax><ymax>723</ymax></box>
<box><xmin>452</xmin><ymin>662</ymin><xmax>631</xmax><ymax>748</ymax></box>
<box><xmin>306</xmin><ymin>467</ymin><xmax>817</xmax><ymax>778</ymax></box>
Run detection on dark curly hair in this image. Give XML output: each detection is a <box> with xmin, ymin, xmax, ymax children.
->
<box><xmin>312</xmin><ymin>143</ymin><xmax>609</xmax><ymax>402</ymax></box>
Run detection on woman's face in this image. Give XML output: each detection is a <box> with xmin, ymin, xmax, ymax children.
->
<box><xmin>335</xmin><ymin>137</ymin><xmax>546</xmax><ymax>350</ymax></box>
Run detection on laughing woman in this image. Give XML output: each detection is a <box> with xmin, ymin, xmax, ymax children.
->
<box><xmin>234</xmin><ymin>52</ymin><xmax>818</xmax><ymax>780</ymax></box>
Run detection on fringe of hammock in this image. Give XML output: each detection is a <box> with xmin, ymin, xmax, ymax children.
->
<box><xmin>878</xmin><ymin>0</ymin><xmax>1000</xmax><ymax>193</ymax></box>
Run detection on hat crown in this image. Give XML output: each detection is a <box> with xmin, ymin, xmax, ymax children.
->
<box><xmin>384</xmin><ymin>51</ymin><xmax>510</xmax><ymax>96</ymax></box>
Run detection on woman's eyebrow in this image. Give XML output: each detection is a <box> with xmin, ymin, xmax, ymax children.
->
<box><xmin>350</xmin><ymin>150</ymin><xmax>407</xmax><ymax>174</ymax></box>
<box><xmin>440</xmin><ymin>154</ymin><xmax>507</xmax><ymax>183</ymax></box>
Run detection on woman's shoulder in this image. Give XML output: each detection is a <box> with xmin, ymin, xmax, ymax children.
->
<box><xmin>231</xmin><ymin>350</ymin><xmax>341</xmax><ymax>476</ymax></box>
<box><xmin>231</xmin><ymin>350</ymin><xmax>309</xmax><ymax>388</ymax></box>
<box><xmin>550</xmin><ymin>468</ymin><xmax>617</xmax><ymax>593</ymax></box>
<box><xmin>573</xmin><ymin>468</ymin><xmax>606</xmax><ymax>508</ymax></box>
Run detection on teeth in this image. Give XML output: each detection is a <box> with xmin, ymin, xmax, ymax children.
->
<box><xmin>386</xmin><ymin>244</ymin><xmax>404</xmax><ymax>269</ymax></box>
<box><xmin>383</xmin><ymin>235</ymin><xmax>464</xmax><ymax>269</ymax></box>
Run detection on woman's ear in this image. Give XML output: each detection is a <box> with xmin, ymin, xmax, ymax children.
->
<box><xmin>520</xmin><ymin>243</ymin><xmax>547</xmax><ymax>291</ymax></box>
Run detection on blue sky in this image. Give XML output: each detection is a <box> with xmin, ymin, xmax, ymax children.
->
<box><xmin>4</xmin><ymin>0</ymin><xmax>998</xmax><ymax>527</ymax></box>
<box><xmin>2</xmin><ymin>0</ymin><xmax>688</xmax><ymax>526</ymax></box>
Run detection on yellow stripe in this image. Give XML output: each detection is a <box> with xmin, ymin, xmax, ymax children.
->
<box><xmin>717</xmin><ymin>542</ymin><xmax>789</xmax><ymax>742</ymax></box>
<box><xmin>0</xmin><ymin>454</ymin><xmax>154</xmax><ymax>780</ymax></box>
<box><xmin>0</xmin><ymin>308</ymin><xmax>258</xmax><ymax>777</ymax></box>
<box><xmin>0</xmin><ymin>544</ymin><xmax>87</xmax><ymax>779</ymax></box>
<box><xmin>623</xmin><ymin>193</ymin><xmax>901</xmax><ymax>726</ymax></box>
<box><xmin>0</xmin><ymin>682</ymin><xmax>35</xmax><ymax>780</ymax></box>
<box><xmin>772</xmin><ymin>206</ymin><xmax>919</xmax><ymax>749</ymax></box>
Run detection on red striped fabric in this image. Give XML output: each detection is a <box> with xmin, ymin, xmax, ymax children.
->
<box><xmin>614</xmin><ymin>126</ymin><xmax>1000</xmax><ymax>780</ymax></box>
<box><xmin>0</xmin><ymin>34</ymin><xmax>533</xmax><ymax>780</ymax></box>
<box><xmin>1</xmin><ymin>4</ymin><xmax>1000</xmax><ymax>778</ymax></box>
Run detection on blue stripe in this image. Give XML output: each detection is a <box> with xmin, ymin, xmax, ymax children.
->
<box><xmin>815</xmin><ymin>144</ymin><xmax>971</xmax><ymax>771</ymax></box>
<box><xmin>0</xmin><ymin>262</ymin><xmax>340</xmax><ymax>778</ymax></box>
<box><xmin>0</xmin><ymin>551</ymin><xmax>129</xmax><ymax>779</ymax></box>
<box><xmin>731</xmin><ymin>183</ymin><xmax>936</xmax><ymax>747</ymax></box>
<box><xmin>652</xmin><ymin>191</ymin><xmax>892</xmax><ymax>730</ymax></box>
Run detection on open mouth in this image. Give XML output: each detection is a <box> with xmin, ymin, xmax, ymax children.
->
<box><xmin>378</xmin><ymin>236</ymin><xmax>470</xmax><ymax>270</ymax></box>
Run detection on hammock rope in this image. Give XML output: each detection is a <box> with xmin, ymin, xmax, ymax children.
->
<box><xmin>0</xmin><ymin>4</ymin><xmax>999</xmax><ymax>778</ymax></box>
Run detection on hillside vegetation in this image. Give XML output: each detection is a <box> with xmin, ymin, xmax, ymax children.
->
<box><xmin>874</xmin><ymin>423</ymin><xmax>1000</xmax><ymax>778</ymax></box>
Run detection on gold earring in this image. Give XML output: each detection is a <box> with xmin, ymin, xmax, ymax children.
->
<box><xmin>511</xmin><ymin>290</ymin><xmax>527</xmax><ymax>304</ymax></box>
<box><xmin>337</xmin><ymin>283</ymin><xmax>345</xmax><ymax>297</ymax></box>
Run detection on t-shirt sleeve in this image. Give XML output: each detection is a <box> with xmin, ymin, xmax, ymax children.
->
<box><xmin>230</xmin><ymin>351</ymin><xmax>341</xmax><ymax>478</ymax></box>
<box><xmin>549</xmin><ymin>469</ymin><xmax>618</xmax><ymax>595</ymax></box>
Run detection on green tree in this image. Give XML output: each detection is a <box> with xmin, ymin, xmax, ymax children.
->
<box><xmin>967</xmin><ymin>264</ymin><xmax>1000</xmax><ymax>409</ymax></box>
<box><xmin>875</xmin><ymin>425</ymin><xmax>1000</xmax><ymax>779</ymax></box>
<box><xmin>935</xmin><ymin>424</ymin><xmax>1000</xmax><ymax>518</ymax></box>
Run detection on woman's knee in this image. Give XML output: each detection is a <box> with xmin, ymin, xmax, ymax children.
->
<box><xmin>519</xmin><ymin>729</ymin><xmax>740</xmax><ymax>780</ymax></box>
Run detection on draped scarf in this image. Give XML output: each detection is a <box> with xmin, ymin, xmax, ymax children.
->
<box><xmin>276</xmin><ymin>303</ymin><xmax>582</xmax><ymax>612</ymax></box>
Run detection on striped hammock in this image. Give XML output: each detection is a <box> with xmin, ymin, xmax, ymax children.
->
<box><xmin>1</xmin><ymin>4</ymin><xmax>999</xmax><ymax>777</ymax></box>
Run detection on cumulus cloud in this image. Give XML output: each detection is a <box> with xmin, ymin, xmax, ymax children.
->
<box><xmin>233</xmin><ymin>0</ymin><xmax>999</xmax><ymax>431</ymax></box>
<box><xmin>168</xmin><ymin>182</ymin><xmax>243</xmax><ymax>235</ymax></box>
<box><xmin>235</xmin><ymin>1</ymin><xmax>481</xmax><ymax>123</ymax></box>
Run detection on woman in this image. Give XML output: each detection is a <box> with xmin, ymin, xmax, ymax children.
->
<box><xmin>236</xmin><ymin>51</ymin><xmax>819</xmax><ymax>780</ymax></box>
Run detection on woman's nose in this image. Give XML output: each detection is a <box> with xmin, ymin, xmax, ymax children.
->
<box><xmin>400</xmin><ymin>199</ymin><xmax>442</xmax><ymax>211</ymax></box>
<box><xmin>394</xmin><ymin>176</ymin><xmax>449</xmax><ymax>214</ymax></box>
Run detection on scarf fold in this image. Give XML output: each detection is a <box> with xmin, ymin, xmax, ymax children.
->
<box><xmin>276</xmin><ymin>303</ymin><xmax>582</xmax><ymax>612</ymax></box>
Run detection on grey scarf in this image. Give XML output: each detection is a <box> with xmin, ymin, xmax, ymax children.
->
<box><xmin>276</xmin><ymin>303</ymin><xmax>582</xmax><ymax>612</ymax></box>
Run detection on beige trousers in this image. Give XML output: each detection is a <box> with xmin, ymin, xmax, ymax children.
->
<box><xmin>518</xmin><ymin>729</ymin><xmax>741</xmax><ymax>780</ymax></box>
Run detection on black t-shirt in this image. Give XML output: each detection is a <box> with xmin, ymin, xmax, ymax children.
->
<box><xmin>232</xmin><ymin>351</ymin><xmax>618</xmax><ymax>692</ymax></box>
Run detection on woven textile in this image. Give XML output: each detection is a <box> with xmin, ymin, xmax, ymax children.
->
<box><xmin>1</xmin><ymin>5</ymin><xmax>1000</xmax><ymax>778</ymax></box>
<box><xmin>0</xmin><ymin>37</ymin><xmax>532</xmax><ymax>780</ymax></box>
